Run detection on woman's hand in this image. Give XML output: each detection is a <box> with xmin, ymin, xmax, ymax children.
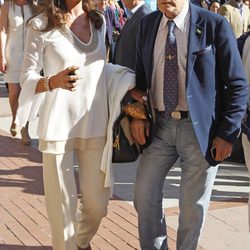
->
<box><xmin>49</xmin><ymin>65</ymin><xmax>80</xmax><ymax>91</ymax></box>
<box><xmin>0</xmin><ymin>57</ymin><xmax>7</xmax><ymax>73</ymax></box>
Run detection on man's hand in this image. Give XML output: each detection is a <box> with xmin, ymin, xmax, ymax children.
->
<box><xmin>129</xmin><ymin>88</ymin><xmax>147</xmax><ymax>104</ymax></box>
<box><xmin>211</xmin><ymin>136</ymin><xmax>233</xmax><ymax>162</ymax></box>
<box><xmin>130</xmin><ymin>118</ymin><xmax>150</xmax><ymax>145</ymax></box>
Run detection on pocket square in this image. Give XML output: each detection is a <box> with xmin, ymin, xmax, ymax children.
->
<box><xmin>193</xmin><ymin>45</ymin><xmax>213</xmax><ymax>55</ymax></box>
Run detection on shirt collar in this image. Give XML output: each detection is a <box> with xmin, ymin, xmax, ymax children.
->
<box><xmin>159</xmin><ymin>0</ymin><xmax>189</xmax><ymax>31</ymax></box>
<box><xmin>131</xmin><ymin>1</ymin><xmax>145</xmax><ymax>14</ymax></box>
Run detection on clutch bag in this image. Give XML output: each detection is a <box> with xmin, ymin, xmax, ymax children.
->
<box><xmin>122</xmin><ymin>102</ymin><xmax>147</xmax><ymax>120</ymax></box>
<box><xmin>112</xmin><ymin>112</ymin><xmax>140</xmax><ymax>163</ymax></box>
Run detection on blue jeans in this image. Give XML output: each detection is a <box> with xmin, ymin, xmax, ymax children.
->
<box><xmin>134</xmin><ymin>114</ymin><xmax>218</xmax><ymax>250</ymax></box>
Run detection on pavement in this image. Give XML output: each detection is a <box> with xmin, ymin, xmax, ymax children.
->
<box><xmin>0</xmin><ymin>78</ymin><xmax>250</xmax><ymax>250</ymax></box>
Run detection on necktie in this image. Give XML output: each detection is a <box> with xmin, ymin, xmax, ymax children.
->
<box><xmin>163</xmin><ymin>20</ymin><xmax>178</xmax><ymax>117</ymax></box>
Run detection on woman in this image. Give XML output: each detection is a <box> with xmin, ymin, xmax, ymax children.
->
<box><xmin>209</xmin><ymin>0</ymin><xmax>221</xmax><ymax>13</ymax></box>
<box><xmin>16</xmin><ymin>0</ymin><xmax>135</xmax><ymax>249</ymax></box>
<box><xmin>0</xmin><ymin>0</ymin><xmax>35</xmax><ymax>145</ymax></box>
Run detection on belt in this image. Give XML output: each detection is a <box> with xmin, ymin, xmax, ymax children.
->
<box><xmin>156</xmin><ymin>110</ymin><xmax>189</xmax><ymax>120</ymax></box>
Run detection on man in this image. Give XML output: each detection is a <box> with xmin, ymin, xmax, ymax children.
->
<box><xmin>218</xmin><ymin>0</ymin><xmax>250</xmax><ymax>38</ymax></box>
<box><xmin>130</xmin><ymin>0</ymin><xmax>249</xmax><ymax>249</ymax></box>
<box><xmin>113</xmin><ymin>0</ymin><xmax>151</xmax><ymax>69</ymax></box>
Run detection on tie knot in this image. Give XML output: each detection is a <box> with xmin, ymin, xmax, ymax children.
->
<box><xmin>167</xmin><ymin>20</ymin><xmax>176</xmax><ymax>45</ymax></box>
<box><xmin>167</xmin><ymin>20</ymin><xmax>175</xmax><ymax>32</ymax></box>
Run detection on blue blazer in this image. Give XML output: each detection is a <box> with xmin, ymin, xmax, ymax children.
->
<box><xmin>135</xmin><ymin>3</ymin><xmax>249</xmax><ymax>165</ymax></box>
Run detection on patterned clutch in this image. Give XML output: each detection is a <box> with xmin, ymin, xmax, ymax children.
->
<box><xmin>122</xmin><ymin>102</ymin><xmax>147</xmax><ymax>120</ymax></box>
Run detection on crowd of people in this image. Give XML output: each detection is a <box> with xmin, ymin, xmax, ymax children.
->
<box><xmin>0</xmin><ymin>0</ymin><xmax>249</xmax><ymax>250</ymax></box>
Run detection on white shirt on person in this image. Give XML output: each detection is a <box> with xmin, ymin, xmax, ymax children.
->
<box><xmin>151</xmin><ymin>0</ymin><xmax>189</xmax><ymax>112</ymax></box>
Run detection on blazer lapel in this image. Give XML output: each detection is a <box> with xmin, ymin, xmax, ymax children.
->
<box><xmin>186</xmin><ymin>4</ymin><xmax>204</xmax><ymax>87</ymax></box>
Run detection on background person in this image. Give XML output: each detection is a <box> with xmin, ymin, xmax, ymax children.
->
<box><xmin>130</xmin><ymin>0</ymin><xmax>249</xmax><ymax>249</ymax></box>
<box><xmin>209</xmin><ymin>0</ymin><xmax>221</xmax><ymax>13</ymax></box>
<box><xmin>244</xmin><ymin>0</ymin><xmax>250</xmax><ymax>8</ymax></box>
<box><xmin>94</xmin><ymin>0</ymin><xmax>122</xmax><ymax>61</ymax></box>
<box><xmin>113</xmin><ymin>0</ymin><xmax>151</xmax><ymax>69</ymax></box>
<box><xmin>108</xmin><ymin>0</ymin><xmax>125</xmax><ymax>26</ymax></box>
<box><xmin>241</xmin><ymin>35</ymin><xmax>250</xmax><ymax>232</ymax></box>
<box><xmin>0</xmin><ymin>0</ymin><xmax>35</xmax><ymax>145</ymax></box>
<box><xmin>218</xmin><ymin>0</ymin><xmax>250</xmax><ymax>38</ymax></box>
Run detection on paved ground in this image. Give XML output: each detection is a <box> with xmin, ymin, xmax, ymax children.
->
<box><xmin>0</xmin><ymin>80</ymin><xmax>250</xmax><ymax>250</ymax></box>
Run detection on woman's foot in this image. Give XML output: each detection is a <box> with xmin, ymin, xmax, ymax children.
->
<box><xmin>77</xmin><ymin>244</ymin><xmax>92</xmax><ymax>250</ymax></box>
<box><xmin>10</xmin><ymin>123</ymin><xmax>17</xmax><ymax>137</ymax></box>
<box><xmin>21</xmin><ymin>127</ymin><xmax>31</xmax><ymax>145</ymax></box>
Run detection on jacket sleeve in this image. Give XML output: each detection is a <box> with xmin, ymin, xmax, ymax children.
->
<box><xmin>215</xmin><ymin>17</ymin><xmax>249</xmax><ymax>143</ymax></box>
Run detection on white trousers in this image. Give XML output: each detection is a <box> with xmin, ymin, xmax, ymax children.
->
<box><xmin>42</xmin><ymin>140</ymin><xmax>111</xmax><ymax>250</ymax></box>
<box><xmin>242</xmin><ymin>133</ymin><xmax>250</xmax><ymax>232</ymax></box>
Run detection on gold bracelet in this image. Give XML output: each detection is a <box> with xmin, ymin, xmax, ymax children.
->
<box><xmin>43</xmin><ymin>76</ymin><xmax>52</xmax><ymax>92</ymax></box>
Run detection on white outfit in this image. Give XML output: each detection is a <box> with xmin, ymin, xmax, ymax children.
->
<box><xmin>42</xmin><ymin>137</ymin><xmax>110</xmax><ymax>250</ymax></box>
<box><xmin>242</xmin><ymin>35</ymin><xmax>250</xmax><ymax>232</ymax></box>
<box><xmin>18</xmin><ymin>13</ymin><xmax>108</xmax><ymax>140</ymax></box>
<box><xmin>16</xmin><ymin>12</ymin><xmax>135</xmax><ymax>250</ymax></box>
<box><xmin>4</xmin><ymin>3</ymin><xmax>31</xmax><ymax>83</ymax></box>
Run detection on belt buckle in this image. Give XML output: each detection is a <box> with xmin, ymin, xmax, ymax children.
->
<box><xmin>171</xmin><ymin>111</ymin><xmax>181</xmax><ymax>120</ymax></box>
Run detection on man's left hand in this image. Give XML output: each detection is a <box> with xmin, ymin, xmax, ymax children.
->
<box><xmin>211</xmin><ymin>137</ymin><xmax>233</xmax><ymax>162</ymax></box>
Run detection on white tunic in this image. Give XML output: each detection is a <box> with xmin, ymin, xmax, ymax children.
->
<box><xmin>17</xmin><ymin>13</ymin><xmax>108</xmax><ymax>141</ymax></box>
